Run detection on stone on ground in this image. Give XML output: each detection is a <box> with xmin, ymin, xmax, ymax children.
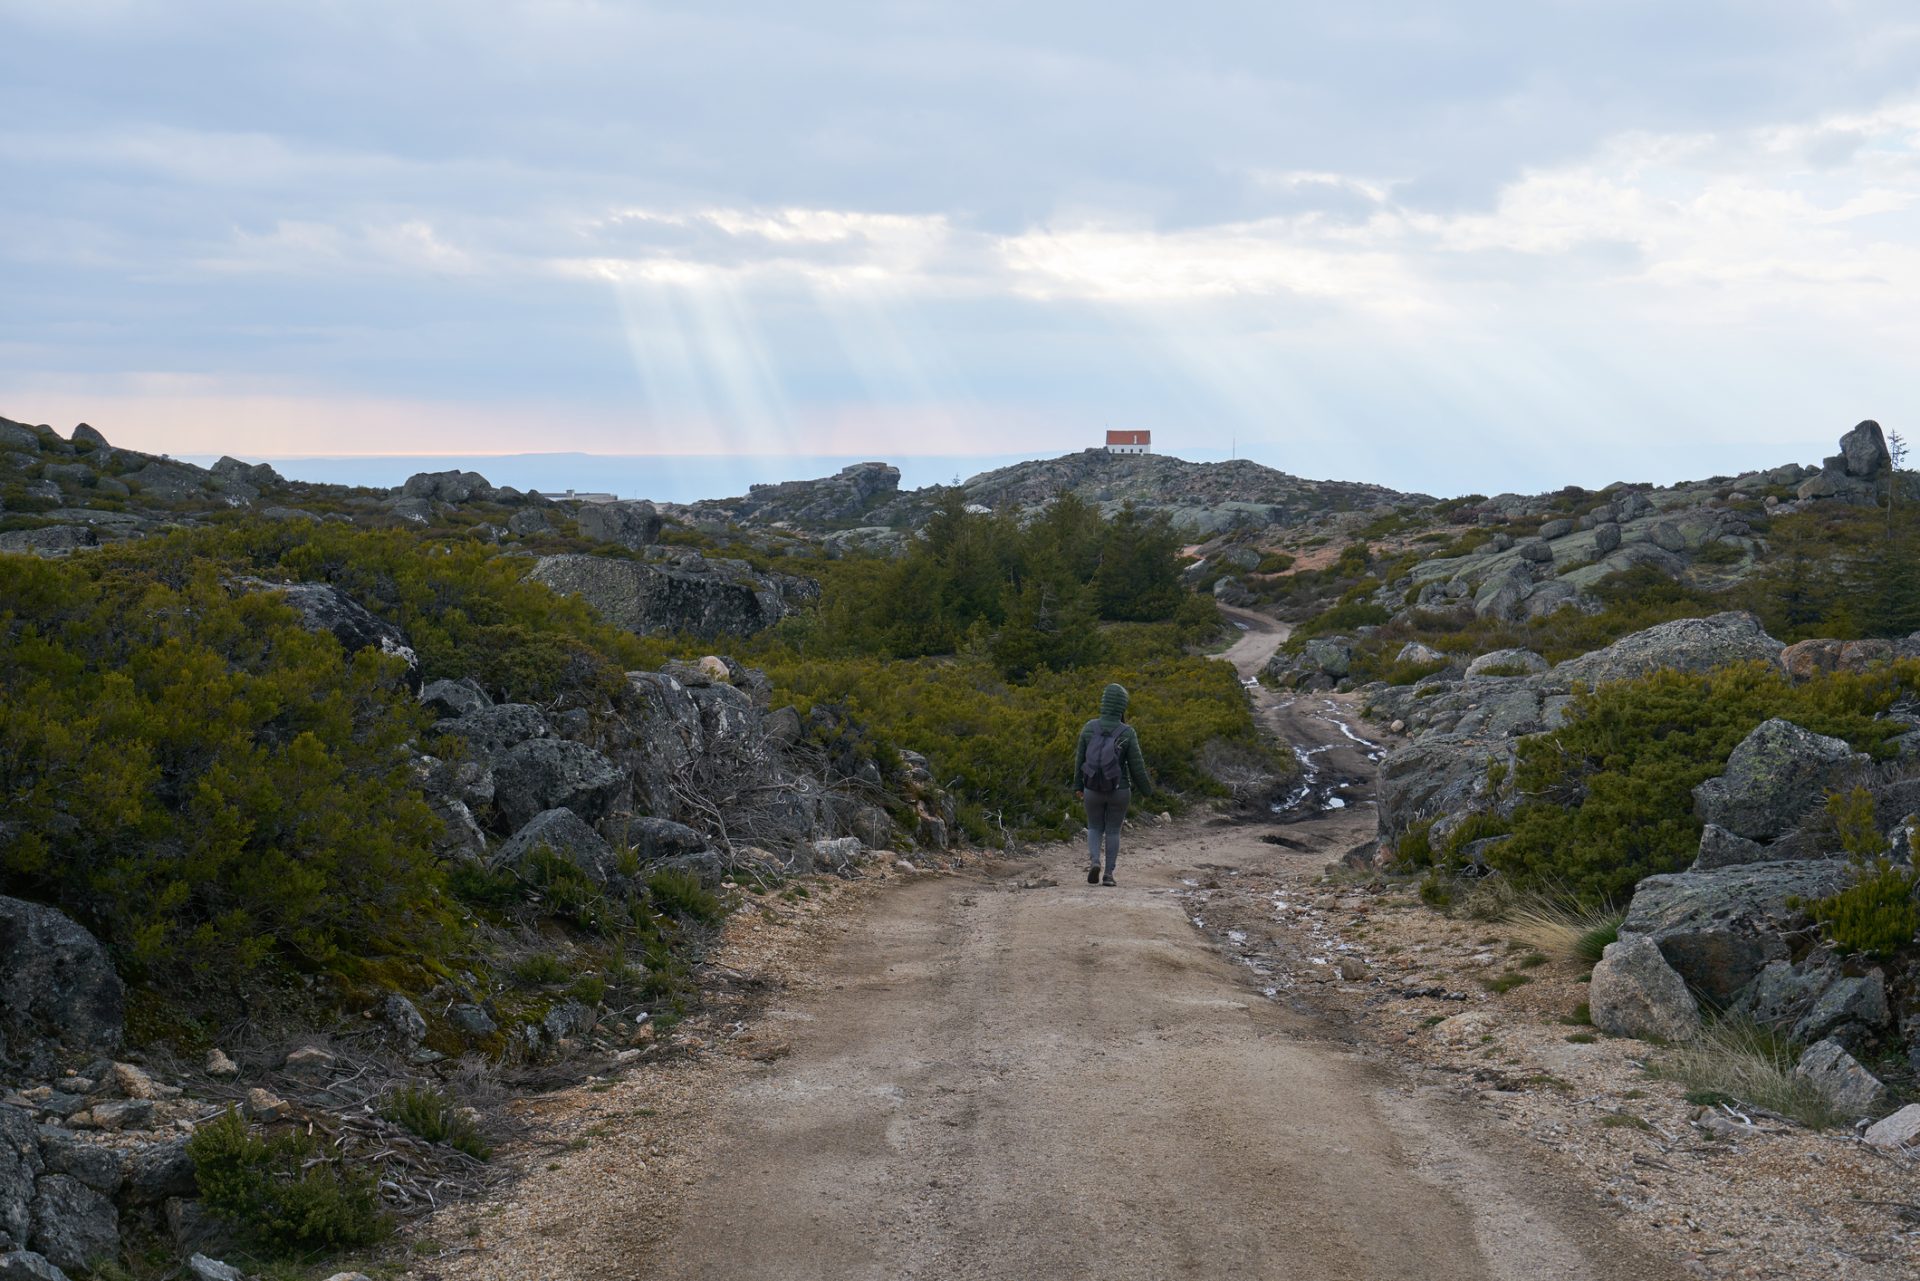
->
<box><xmin>1588</xmin><ymin>936</ymin><xmax>1701</xmax><ymax>1041</ymax></box>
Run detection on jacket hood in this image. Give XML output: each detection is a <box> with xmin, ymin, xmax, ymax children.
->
<box><xmin>1099</xmin><ymin>683</ymin><xmax>1130</xmax><ymax>718</ymax></box>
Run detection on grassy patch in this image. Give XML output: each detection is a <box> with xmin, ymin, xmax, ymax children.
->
<box><xmin>381</xmin><ymin>1084</ymin><xmax>492</xmax><ymax>1160</ymax></box>
<box><xmin>1480</xmin><ymin>973</ymin><xmax>1532</xmax><ymax>994</ymax></box>
<box><xmin>1506</xmin><ymin>896</ymin><xmax>1625</xmax><ymax>968</ymax></box>
<box><xmin>1650</xmin><ymin>1018</ymin><xmax>1845</xmax><ymax>1130</ymax></box>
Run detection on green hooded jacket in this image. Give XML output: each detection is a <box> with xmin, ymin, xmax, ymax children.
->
<box><xmin>1072</xmin><ymin>682</ymin><xmax>1152</xmax><ymax>793</ymax></box>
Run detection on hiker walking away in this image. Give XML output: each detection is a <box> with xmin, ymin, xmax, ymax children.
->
<box><xmin>1074</xmin><ymin>682</ymin><xmax>1152</xmax><ymax>886</ymax></box>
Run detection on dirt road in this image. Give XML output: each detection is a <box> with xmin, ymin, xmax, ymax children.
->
<box><xmin>613</xmin><ymin>610</ymin><xmax>1680</xmax><ymax>1281</ymax></box>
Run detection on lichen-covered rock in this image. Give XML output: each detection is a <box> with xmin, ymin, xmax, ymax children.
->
<box><xmin>1792</xmin><ymin>971</ymin><xmax>1889</xmax><ymax>1046</ymax></box>
<box><xmin>1588</xmin><ymin>936</ymin><xmax>1700</xmax><ymax>1042</ymax></box>
<box><xmin>233</xmin><ymin>580</ymin><xmax>419</xmax><ymax>689</ymax></box>
<box><xmin>1547</xmin><ymin>612</ymin><xmax>1783</xmax><ymax>691</ymax></box>
<box><xmin>493</xmin><ymin>808</ymin><xmax>620</xmax><ymax>883</ymax></box>
<box><xmin>1464</xmin><ymin>648</ymin><xmax>1548</xmax><ymax>678</ymax></box>
<box><xmin>530</xmin><ymin>553</ymin><xmax>818</xmax><ymax>640</ymax></box>
<box><xmin>491</xmin><ymin>739</ymin><xmax>626</xmax><ymax>830</ymax></box>
<box><xmin>400</xmin><ymin>470</ymin><xmax>495</xmax><ymax>503</ymax></box>
<box><xmin>419</xmin><ymin>677</ymin><xmax>491</xmax><ymax>720</ymax></box>
<box><xmin>0</xmin><ymin>1252</ymin><xmax>70</xmax><ymax>1281</ymax></box>
<box><xmin>1794</xmin><ymin>1038</ymin><xmax>1889</xmax><ymax>1114</ymax></box>
<box><xmin>1621</xmin><ymin>860</ymin><xmax>1851</xmax><ymax>1005</ymax></box>
<box><xmin>1730</xmin><ymin>956</ymin><xmax>1839</xmax><ymax>1029</ymax></box>
<box><xmin>1692</xmin><ymin>823</ymin><xmax>1769</xmax><ymax>870</ymax></box>
<box><xmin>0</xmin><ymin>899</ymin><xmax>124</xmax><ymax>1071</ymax></box>
<box><xmin>437</xmin><ymin>704</ymin><xmax>551</xmax><ymax>757</ymax></box>
<box><xmin>35</xmin><ymin>1131</ymin><xmax>120</xmax><ymax>1197</ymax></box>
<box><xmin>0</xmin><ymin>1107</ymin><xmax>42</xmax><ymax>1246</ymax></box>
<box><xmin>27</xmin><ymin>1175</ymin><xmax>116</xmax><ymax>1274</ymax></box>
<box><xmin>1692</xmin><ymin>718</ymin><xmax>1868</xmax><ymax>842</ymax></box>
<box><xmin>574</xmin><ymin>500</ymin><xmax>663</xmax><ymax>549</ymax></box>
<box><xmin>379</xmin><ymin>994</ymin><xmax>428</xmax><ymax>1045</ymax></box>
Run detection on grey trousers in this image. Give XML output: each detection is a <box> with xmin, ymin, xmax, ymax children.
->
<box><xmin>1084</xmin><ymin>788</ymin><xmax>1132</xmax><ymax>872</ymax></box>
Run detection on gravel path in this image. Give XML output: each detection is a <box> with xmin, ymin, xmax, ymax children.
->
<box><xmin>421</xmin><ymin>610</ymin><xmax>1684</xmax><ymax>1279</ymax></box>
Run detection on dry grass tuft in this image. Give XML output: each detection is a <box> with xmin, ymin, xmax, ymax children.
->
<box><xmin>1650</xmin><ymin>1018</ymin><xmax>1844</xmax><ymax>1130</ymax></box>
<box><xmin>1504</xmin><ymin>894</ymin><xmax>1623</xmax><ymax>968</ymax></box>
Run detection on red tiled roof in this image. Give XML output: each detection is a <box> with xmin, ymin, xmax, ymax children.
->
<box><xmin>1106</xmin><ymin>430</ymin><xmax>1150</xmax><ymax>446</ymax></box>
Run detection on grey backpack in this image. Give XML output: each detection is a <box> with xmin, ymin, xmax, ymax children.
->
<box><xmin>1082</xmin><ymin>726</ymin><xmax>1125</xmax><ymax>791</ymax></box>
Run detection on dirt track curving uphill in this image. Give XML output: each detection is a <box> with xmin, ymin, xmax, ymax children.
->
<box><xmin>620</xmin><ymin>609</ymin><xmax>1676</xmax><ymax>1281</ymax></box>
<box><xmin>437</xmin><ymin>609</ymin><xmax>1683</xmax><ymax>1280</ymax></box>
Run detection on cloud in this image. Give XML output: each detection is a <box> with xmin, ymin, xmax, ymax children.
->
<box><xmin>5</xmin><ymin>1</ymin><xmax>1920</xmax><ymax>492</ymax></box>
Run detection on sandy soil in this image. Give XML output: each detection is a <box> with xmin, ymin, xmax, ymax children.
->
<box><xmin>412</xmin><ymin>609</ymin><xmax>1692</xmax><ymax>1280</ymax></box>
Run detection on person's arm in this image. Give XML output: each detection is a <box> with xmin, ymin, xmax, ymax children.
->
<box><xmin>1124</xmin><ymin>727</ymin><xmax>1152</xmax><ymax>794</ymax></box>
<box><xmin>1072</xmin><ymin>724</ymin><xmax>1089</xmax><ymax>795</ymax></box>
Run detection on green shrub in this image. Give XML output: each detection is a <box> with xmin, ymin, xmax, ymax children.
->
<box><xmin>1254</xmin><ymin>552</ymin><xmax>1295</xmax><ymax>574</ymax></box>
<box><xmin>188</xmin><ymin>1108</ymin><xmax>389</xmax><ymax>1252</ymax></box>
<box><xmin>513</xmin><ymin>953</ymin><xmax>570</xmax><ymax>986</ymax></box>
<box><xmin>0</xmin><ymin>551</ymin><xmax>447</xmax><ymax>985</ymax></box>
<box><xmin>1294</xmin><ymin>600</ymin><xmax>1390</xmax><ymax>640</ymax></box>
<box><xmin>1472</xmin><ymin>662</ymin><xmax>1533</xmax><ymax>678</ymax></box>
<box><xmin>1810</xmin><ymin>858</ymin><xmax>1920</xmax><ymax>960</ymax></box>
<box><xmin>381</xmin><ymin>1084</ymin><xmax>491</xmax><ymax>1160</ymax></box>
<box><xmin>1391</xmin><ymin>817</ymin><xmax>1437</xmax><ymax>870</ymax></box>
<box><xmin>648</xmin><ymin>868</ymin><xmax>725</xmax><ymax>924</ymax></box>
<box><xmin>1488</xmin><ymin>660</ymin><xmax>1920</xmax><ymax>902</ymax></box>
<box><xmin>1825</xmin><ymin>786</ymin><xmax>1883</xmax><ymax>861</ymax></box>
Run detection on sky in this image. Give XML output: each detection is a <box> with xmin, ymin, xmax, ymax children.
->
<box><xmin>5</xmin><ymin>1</ymin><xmax>1920</xmax><ymax>498</ymax></box>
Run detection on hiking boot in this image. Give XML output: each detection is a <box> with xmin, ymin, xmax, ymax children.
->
<box><xmin>1087</xmin><ymin>865</ymin><xmax>1100</xmax><ymax>884</ymax></box>
<box><xmin>1101</xmin><ymin>872</ymin><xmax>1117</xmax><ymax>887</ymax></box>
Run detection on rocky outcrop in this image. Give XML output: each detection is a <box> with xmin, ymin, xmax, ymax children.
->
<box><xmin>1549</xmin><ymin>612</ymin><xmax>1783</xmax><ymax>690</ymax></box>
<box><xmin>401</xmin><ymin>470</ymin><xmax>497</xmax><ymax>504</ymax></box>
<box><xmin>1691</xmin><ymin>719</ymin><xmax>1869</xmax><ymax>842</ymax></box>
<box><xmin>1620</xmin><ymin>861</ymin><xmax>1851</xmax><ymax>1005</ymax></box>
<box><xmin>574</xmin><ymin>500</ymin><xmax>663</xmax><ymax>550</ymax></box>
<box><xmin>233</xmin><ymin>580</ymin><xmax>420</xmax><ymax>689</ymax></box>
<box><xmin>684</xmin><ymin>463</ymin><xmax>901</xmax><ymax>529</ymax></box>
<box><xmin>1796</xmin><ymin>420</ymin><xmax>1891</xmax><ymax>503</ymax></box>
<box><xmin>529</xmin><ymin>552</ymin><xmax>818</xmax><ymax>639</ymax></box>
<box><xmin>1588</xmin><ymin>936</ymin><xmax>1701</xmax><ymax>1041</ymax></box>
<box><xmin>921</xmin><ymin>450</ymin><xmax>1429</xmax><ymax>535</ymax></box>
<box><xmin>490</xmin><ymin>739</ymin><xmax>626</xmax><ymax>830</ymax></box>
<box><xmin>0</xmin><ymin>901</ymin><xmax>124</xmax><ymax>1072</ymax></box>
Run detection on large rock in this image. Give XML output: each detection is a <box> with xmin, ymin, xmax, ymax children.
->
<box><xmin>1779</xmin><ymin>636</ymin><xmax>1920</xmax><ymax>680</ymax></box>
<box><xmin>418</xmin><ymin>678</ymin><xmax>491</xmax><ymax>720</ymax></box>
<box><xmin>27</xmin><ymin>1175</ymin><xmax>116</xmax><ymax>1274</ymax></box>
<box><xmin>492</xmin><ymin>808</ymin><xmax>621</xmax><ymax>883</ymax></box>
<box><xmin>1792</xmin><ymin>971</ymin><xmax>1889</xmax><ymax>1046</ymax></box>
<box><xmin>1588</xmin><ymin>935</ymin><xmax>1701</xmax><ymax>1041</ymax></box>
<box><xmin>235</xmin><ymin>581</ymin><xmax>418</xmax><ymax>689</ymax></box>
<box><xmin>1794</xmin><ymin>1038</ymin><xmax>1888</xmax><ymax>1114</ymax></box>
<box><xmin>401</xmin><ymin>470</ymin><xmax>494</xmax><ymax>503</ymax></box>
<box><xmin>1691</xmin><ymin>718</ymin><xmax>1868</xmax><ymax>842</ymax></box>
<box><xmin>1836</xmin><ymin>419</ymin><xmax>1890</xmax><ymax>479</ymax></box>
<box><xmin>1692</xmin><ymin>823</ymin><xmax>1768</xmax><ymax>870</ymax></box>
<box><xmin>1464</xmin><ymin>648</ymin><xmax>1548</xmax><ymax>679</ymax></box>
<box><xmin>684</xmin><ymin>462</ymin><xmax>902</xmax><ymax>528</ymax></box>
<box><xmin>0</xmin><ymin>1254</ymin><xmax>69</xmax><ymax>1281</ymax></box>
<box><xmin>209</xmin><ymin>456</ymin><xmax>282</xmax><ymax>488</ymax></box>
<box><xmin>490</xmin><ymin>739</ymin><xmax>626</xmax><ymax>830</ymax></box>
<box><xmin>1621</xmin><ymin>861</ymin><xmax>1851</xmax><ymax>1005</ymax></box>
<box><xmin>1548</xmin><ymin>612</ymin><xmax>1783</xmax><ymax>690</ymax></box>
<box><xmin>0</xmin><ymin>1107</ymin><xmax>41</xmax><ymax>1245</ymax></box>
<box><xmin>1731</xmin><ymin>955</ymin><xmax>1841</xmax><ymax>1030</ymax></box>
<box><xmin>618</xmin><ymin>816</ymin><xmax>709</xmax><ymax>863</ymax></box>
<box><xmin>0</xmin><ymin>900</ymin><xmax>123</xmax><ymax>1071</ymax></box>
<box><xmin>1376</xmin><ymin>734</ymin><xmax>1512</xmax><ymax>846</ymax></box>
<box><xmin>436</xmin><ymin>704</ymin><xmax>550</xmax><ymax>757</ymax></box>
<box><xmin>574</xmin><ymin>501</ymin><xmax>663</xmax><ymax>550</ymax></box>
<box><xmin>0</xmin><ymin>527</ymin><xmax>99</xmax><ymax>557</ymax></box>
<box><xmin>529</xmin><ymin>554</ymin><xmax>818</xmax><ymax>640</ymax></box>
<box><xmin>37</xmin><ymin>1131</ymin><xmax>121</xmax><ymax>1197</ymax></box>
